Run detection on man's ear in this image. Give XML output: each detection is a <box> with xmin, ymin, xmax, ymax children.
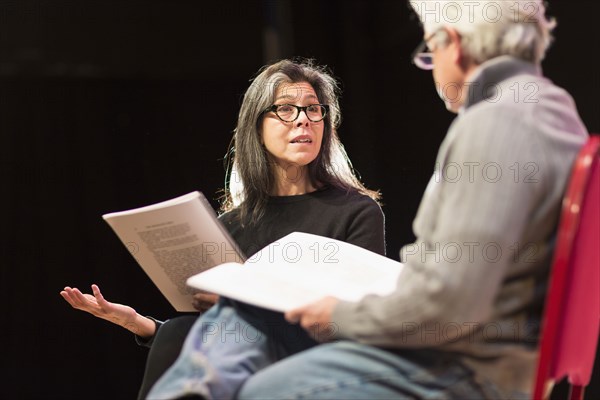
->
<box><xmin>445</xmin><ymin>27</ymin><xmax>465</xmax><ymax>68</ymax></box>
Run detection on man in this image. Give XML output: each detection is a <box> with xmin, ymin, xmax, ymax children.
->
<box><xmin>237</xmin><ymin>1</ymin><xmax>588</xmax><ymax>399</ymax></box>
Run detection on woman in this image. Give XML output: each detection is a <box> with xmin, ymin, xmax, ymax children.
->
<box><xmin>61</xmin><ymin>59</ymin><xmax>385</xmax><ymax>399</ymax></box>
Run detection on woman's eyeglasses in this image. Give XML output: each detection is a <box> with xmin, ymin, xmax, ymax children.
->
<box><xmin>263</xmin><ymin>104</ymin><xmax>329</xmax><ymax>123</ymax></box>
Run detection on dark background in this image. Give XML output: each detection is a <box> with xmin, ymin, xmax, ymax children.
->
<box><xmin>1</xmin><ymin>1</ymin><xmax>598</xmax><ymax>398</ymax></box>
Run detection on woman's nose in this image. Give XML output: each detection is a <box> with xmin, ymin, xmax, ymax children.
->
<box><xmin>295</xmin><ymin>110</ymin><xmax>310</xmax><ymax>126</ymax></box>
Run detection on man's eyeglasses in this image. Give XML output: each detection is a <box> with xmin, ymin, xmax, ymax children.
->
<box><xmin>411</xmin><ymin>30</ymin><xmax>443</xmax><ymax>70</ymax></box>
<box><xmin>263</xmin><ymin>104</ymin><xmax>329</xmax><ymax>123</ymax></box>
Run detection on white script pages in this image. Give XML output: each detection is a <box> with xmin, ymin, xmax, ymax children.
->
<box><xmin>103</xmin><ymin>191</ymin><xmax>243</xmax><ymax>312</ymax></box>
<box><xmin>187</xmin><ymin>232</ymin><xmax>404</xmax><ymax>312</ymax></box>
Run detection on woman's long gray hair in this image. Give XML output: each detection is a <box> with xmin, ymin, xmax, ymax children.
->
<box><xmin>220</xmin><ymin>58</ymin><xmax>379</xmax><ymax>225</ymax></box>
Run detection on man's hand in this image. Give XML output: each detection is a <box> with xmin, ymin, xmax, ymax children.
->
<box><xmin>285</xmin><ymin>296</ymin><xmax>340</xmax><ymax>342</ymax></box>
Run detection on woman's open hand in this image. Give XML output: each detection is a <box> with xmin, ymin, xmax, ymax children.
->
<box><xmin>60</xmin><ymin>284</ymin><xmax>155</xmax><ymax>337</ymax></box>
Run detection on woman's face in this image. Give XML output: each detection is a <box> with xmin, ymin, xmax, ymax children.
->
<box><xmin>261</xmin><ymin>82</ymin><xmax>324</xmax><ymax>172</ymax></box>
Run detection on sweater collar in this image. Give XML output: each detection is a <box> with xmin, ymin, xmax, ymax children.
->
<box><xmin>462</xmin><ymin>56</ymin><xmax>542</xmax><ymax>111</ymax></box>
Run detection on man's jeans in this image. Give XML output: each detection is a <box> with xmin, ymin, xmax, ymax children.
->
<box><xmin>237</xmin><ymin>341</ymin><xmax>514</xmax><ymax>400</ymax></box>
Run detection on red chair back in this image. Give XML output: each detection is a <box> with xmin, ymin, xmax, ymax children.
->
<box><xmin>533</xmin><ymin>135</ymin><xmax>600</xmax><ymax>400</ymax></box>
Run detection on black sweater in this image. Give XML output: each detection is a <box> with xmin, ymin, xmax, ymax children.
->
<box><xmin>219</xmin><ymin>185</ymin><xmax>385</xmax><ymax>356</ymax></box>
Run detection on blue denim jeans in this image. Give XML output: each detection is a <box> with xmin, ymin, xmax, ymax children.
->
<box><xmin>236</xmin><ymin>341</ymin><xmax>507</xmax><ymax>400</ymax></box>
<box><xmin>146</xmin><ymin>302</ymin><xmax>275</xmax><ymax>400</ymax></box>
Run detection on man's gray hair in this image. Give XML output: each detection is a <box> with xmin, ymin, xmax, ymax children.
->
<box><xmin>410</xmin><ymin>1</ymin><xmax>556</xmax><ymax>64</ymax></box>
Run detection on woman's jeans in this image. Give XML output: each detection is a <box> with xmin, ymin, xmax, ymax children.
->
<box><xmin>146</xmin><ymin>302</ymin><xmax>275</xmax><ymax>399</ymax></box>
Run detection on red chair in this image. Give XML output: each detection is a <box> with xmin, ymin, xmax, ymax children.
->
<box><xmin>532</xmin><ymin>135</ymin><xmax>600</xmax><ymax>400</ymax></box>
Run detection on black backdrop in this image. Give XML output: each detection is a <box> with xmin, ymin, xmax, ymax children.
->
<box><xmin>2</xmin><ymin>1</ymin><xmax>599</xmax><ymax>399</ymax></box>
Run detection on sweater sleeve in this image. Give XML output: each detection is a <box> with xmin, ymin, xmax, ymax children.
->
<box><xmin>331</xmin><ymin>106</ymin><xmax>552</xmax><ymax>347</ymax></box>
<box><xmin>134</xmin><ymin>316</ymin><xmax>164</xmax><ymax>348</ymax></box>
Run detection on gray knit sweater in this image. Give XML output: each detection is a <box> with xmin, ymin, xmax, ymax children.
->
<box><xmin>332</xmin><ymin>56</ymin><xmax>588</xmax><ymax>396</ymax></box>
